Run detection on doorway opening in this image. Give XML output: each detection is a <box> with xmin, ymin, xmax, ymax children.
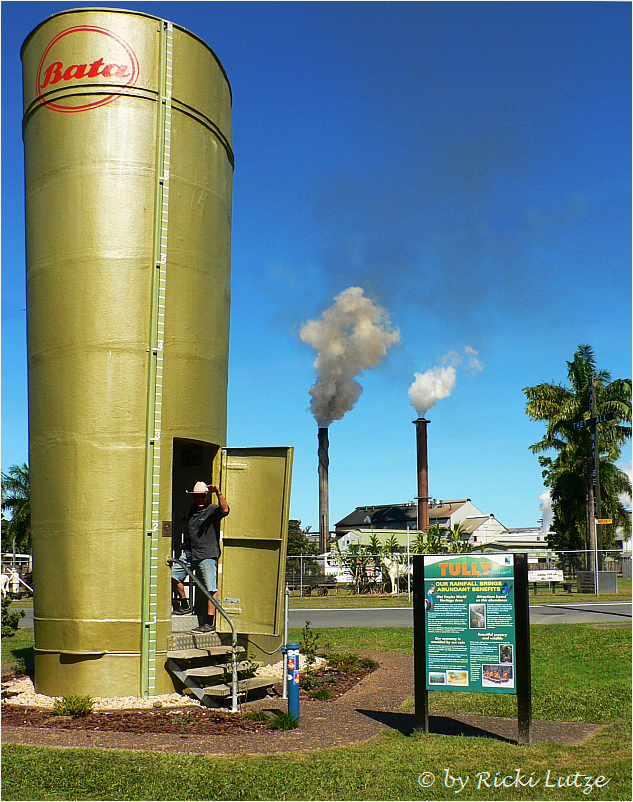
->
<box><xmin>171</xmin><ymin>439</ymin><xmax>220</xmax><ymax>613</ymax></box>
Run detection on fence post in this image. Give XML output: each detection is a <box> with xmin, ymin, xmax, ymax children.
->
<box><xmin>282</xmin><ymin>586</ymin><xmax>289</xmax><ymax>700</ymax></box>
<box><xmin>300</xmin><ymin>555</ymin><xmax>303</xmax><ymax>598</ymax></box>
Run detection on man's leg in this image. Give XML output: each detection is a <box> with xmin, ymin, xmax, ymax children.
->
<box><xmin>171</xmin><ymin>555</ymin><xmax>192</xmax><ymax>614</ymax></box>
<box><xmin>200</xmin><ymin>559</ymin><xmax>219</xmax><ymax>630</ymax></box>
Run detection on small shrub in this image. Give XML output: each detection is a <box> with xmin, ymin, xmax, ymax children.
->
<box><xmin>299</xmin><ymin>672</ymin><xmax>320</xmax><ymax>691</ymax></box>
<box><xmin>311</xmin><ymin>688</ymin><xmax>332</xmax><ymax>700</ymax></box>
<box><xmin>324</xmin><ymin>651</ymin><xmax>379</xmax><ymax>673</ymax></box>
<box><xmin>241</xmin><ymin>652</ymin><xmax>260</xmax><ymax>679</ymax></box>
<box><xmin>171</xmin><ymin>709</ymin><xmax>195</xmax><ymax>725</ymax></box>
<box><xmin>12</xmin><ymin>657</ymin><xmax>27</xmax><ymax>676</ymax></box>
<box><xmin>53</xmin><ymin>694</ymin><xmax>94</xmax><ymax>717</ymax></box>
<box><xmin>300</xmin><ymin>620</ymin><xmax>320</xmax><ymax>664</ymax></box>
<box><xmin>324</xmin><ymin>651</ymin><xmax>360</xmax><ymax>673</ymax></box>
<box><xmin>222</xmin><ymin>652</ymin><xmax>260</xmax><ymax>685</ymax></box>
<box><xmin>1</xmin><ymin>596</ymin><xmax>25</xmax><ymax>638</ymax></box>
<box><xmin>299</xmin><ymin>619</ymin><xmax>321</xmax><ymax>689</ymax></box>
<box><xmin>244</xmin><ymin>710</ymin><xmax>270</xmax><ymax>722</ymax></box>
<box><xmin>268</xmin><ymin>711</ymin><xmax>299</xmax><ymax>730</ymax></box>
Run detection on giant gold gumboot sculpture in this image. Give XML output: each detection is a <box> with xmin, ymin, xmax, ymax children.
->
<box><xmin>22</xmin><ymin>8</ymin><xmax>234</xmax><ymax>697</ymax></box>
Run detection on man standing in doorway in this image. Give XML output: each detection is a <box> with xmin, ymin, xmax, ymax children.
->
<box><xmin>171</xmin><ymin>481</ymin><xmax>229</xmax><ymax>633</ymax></box>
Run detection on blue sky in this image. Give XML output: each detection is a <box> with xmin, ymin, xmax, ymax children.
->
<box><xmin>2</xmin><ymin>1</ymin><xmax>631</xmax><ymax>533</ymax></box>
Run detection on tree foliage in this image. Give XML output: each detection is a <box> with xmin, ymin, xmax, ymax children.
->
<box><xmin>286</xmin><ymin>519</ymin><xmax>319</xmax><ymax>573</ymax></box>
<box><xmin>331</xmin><ymin>542</ymin><xmax>377</xmax><ymax>594</ymax></box>
<box><xmin>411</xmin><ymin>522</ymin><xmax>472</xmax><ymax>554</ymax></box>
<box><xmin>1</xmin><ymin>463</ymin><xmax>31</xmax><ymax>554</ymax></box>
<box><xmin>524</xmin><ymin>345</ymin><xmax>631</xmax><ymax>563</ymax></box>
<box><xmin>1</xmin><ymin>595</ymin><xmax>25</xmax><ymax>637</ymax></box>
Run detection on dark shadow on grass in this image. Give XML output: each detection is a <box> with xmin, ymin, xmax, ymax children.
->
<box><xmin>2</xmin><ymin>644</ymin><xmax>35</xmax><ymax>677</ymax></box>
<box><xmin>356</xmin><ymin>709</ymin><xmax>515</xmax><ymax>743</ymax></box>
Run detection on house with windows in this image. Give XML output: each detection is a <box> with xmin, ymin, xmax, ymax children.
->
<box><xmin>334</xmin><ymin>499</ymin><xmax>508</xmax><ymax>550</ymax></box>
<box><xmin>332</xmin><ymin>499</ymin><xmax>564</xmax><ymax>565</ymax></box>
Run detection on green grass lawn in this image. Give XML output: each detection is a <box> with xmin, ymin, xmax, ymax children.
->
<box><xmin>8</xmin><ymin>598</ymin><xmax>33</xmax><ymax>609</ymax></box>
<box><xmin>2</xmin><ymin>623</ymin><xmax>631</xmax><ymax>800</ymax></box>
<box><xmin>1</xmin><ymin>627</ymin><xmax>34</xmax><ymax>670</ymax></box>
<box><xmin>290</xmin><ymin>577</ymin><xmax>632</xmax><ymax>607</ymax></box>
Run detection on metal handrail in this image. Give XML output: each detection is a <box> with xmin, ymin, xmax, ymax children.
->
<box><xmin>166</xmin><ymin>557</ymin><xmax>239</xmax><ymax>713</ymax></box>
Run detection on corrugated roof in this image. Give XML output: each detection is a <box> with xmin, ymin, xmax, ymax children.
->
<box><xmin>334</xmin><ymin>500</ymin><xmax>471</xmax><ymax>530</ymax></box>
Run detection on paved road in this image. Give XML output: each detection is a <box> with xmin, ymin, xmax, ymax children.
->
<box><xmin>289</xmin><ymin>601</ymin><xmax>632</xmax><ymax>628</ymax></box>
<box><xmin>17</xmin><ymin>601</ymin><xmax>631</xmax><ymax>629</ymax></box>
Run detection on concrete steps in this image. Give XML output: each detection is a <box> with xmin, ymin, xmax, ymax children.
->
<box><xmin>202</xmin><ymin>676</ymin><xmax>275</xmax><ymax>700</ymax></box>
<box><xmin>167</xmin><ymin>614</ymin><xmax>276</xmax><ymax>707</ymax></box>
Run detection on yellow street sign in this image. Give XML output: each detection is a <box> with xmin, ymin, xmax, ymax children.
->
<box><xmin>596</xmin><ymin>519</ymin><xmax>612</xmax><ymax>525</ymax></box>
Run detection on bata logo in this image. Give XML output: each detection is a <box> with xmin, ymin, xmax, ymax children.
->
<box><xmin>37</xmin><ymin>25</ymin><xmax>139</xmax><ymax>112</ymax></box>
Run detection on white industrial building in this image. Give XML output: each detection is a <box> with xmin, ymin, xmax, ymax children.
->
<box><xmin>333</xmin><ymin>499</ymin><xmax>560</xmax><ymax>563</ymax></box>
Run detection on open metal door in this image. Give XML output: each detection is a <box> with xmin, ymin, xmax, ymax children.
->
<box><xmin>217</xmin><ymin>447</ymin><xmax>293</xmax><ymax>635</ymax></box>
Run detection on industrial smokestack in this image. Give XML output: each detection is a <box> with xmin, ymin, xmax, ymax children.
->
<box><xmin>413</xmin><ymin>417</ymin><xmax>430</xmax><ymax>531</ymax></box>
<box><xmin>318</xmin><ymin>427</ymin><xmax>329</xmax><ymax>554</ymax></box>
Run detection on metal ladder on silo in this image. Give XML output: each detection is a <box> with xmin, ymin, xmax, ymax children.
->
<box><xmin>141</xmin><ymin>18</ymin><xmax>174</xmax><ymax>698</ymax></box>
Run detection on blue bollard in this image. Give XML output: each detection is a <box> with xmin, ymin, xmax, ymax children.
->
<box><xmin>286</xmin><ymin>641</ymin><xmax>300</xmax><ymax>723</ymax></box>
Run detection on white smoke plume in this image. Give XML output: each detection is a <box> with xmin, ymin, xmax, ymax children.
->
<box><xmin>300</xmin><ymin>287</ymin><xmax>400</xmax><ymax>427</ymax></box>
<box><xmin>409</xmin><ymin>347</ymin><xmax>483</xmax><ymax>417</ymax></box>
<box><xmin>538</xmin><ymin>489</ymin><xmax>554</xmax><ymax>533</ymax></box>
<box><xmin>464</xmin><ymin>345</ymin><xmax>484</xmax><ymax>373</ymax></box>
<box><xmin>408</xmin><ymin>365</ymin><xmax>457</xmax><ymax>417</ymax></box>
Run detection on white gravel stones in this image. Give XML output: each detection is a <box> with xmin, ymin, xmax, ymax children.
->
<box><xmin>1</xmin><ymin>677</ymin><xmax>201</xmax><ymax>710</ymax></box>
<box><xmin>2</xmin><ymin>655</ymin><xmax>327</xmax><ymax>710</ymax></box>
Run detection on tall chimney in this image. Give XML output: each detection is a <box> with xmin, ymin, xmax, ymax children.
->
<box><xmin>413</xmin><ymin>417</ymin><xmax>430</xmax><ymax>531</ymax></box>
<box><xmin>318</xmin><ymin>427</ymin><xmax>329</xmax><ymax>555</ymax></box>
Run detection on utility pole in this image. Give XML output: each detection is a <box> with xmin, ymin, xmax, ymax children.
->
<box><xmin>572</xmin><ymin>379</ymin><xmax>615</xmax><ymax>575</ymax></box>
<box><xmin>589</xmin><ymin>377</ymin><xmax>602</xmax><ymax>571</ymax></box>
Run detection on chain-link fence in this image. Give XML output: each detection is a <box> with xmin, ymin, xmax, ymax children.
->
<box><xmin>284</xmin><ymin>549</ymin><xmax>632</xmax><ymax>597</ymax></box>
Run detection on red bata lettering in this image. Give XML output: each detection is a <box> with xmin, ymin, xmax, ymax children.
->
<box><xmin>40</xmin><ymin>58</ymin><xmax>130</xmax><ymax>89</ymax></box>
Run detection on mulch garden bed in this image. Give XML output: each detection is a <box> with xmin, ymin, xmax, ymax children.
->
<box><xmin>298</xmin><ymin>664</ymin><xmax>378</xmax><ymax>701</ymax></box>
<box><xmin>1</xmin><ymin>704</ymin><xmax>269</xmax><ymax>735</ymax></box>
<box><xmin>1</xmin><ymin>663</ymin><xmax>378</xmax><ymax>735</ymax></box>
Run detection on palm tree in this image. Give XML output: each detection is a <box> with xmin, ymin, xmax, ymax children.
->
<box><xmin>446</xmin><ymin>522</ymin><xmax>471</xmax><ymax>553</ymax></box>
<box><xmin>411</xmin><ymin>523</ymin><xmax>446</xmax><ymax>554</ymax></box>
<box><xmin>1</xmin><ymin>463</ymin><xmax>31</xmax><ymax>556</ymax></box>
<box><xmin>524</xmin><ymin>345</ymin><xmax>631</xmax><ymax>570</ymax></box>
<box><xmin>383</xmin><ymin>534</ymin><xmax>402</xmax><ymax>556</ymax></box>
<box><xmin>331</xmin><ymin>541</ymin><xmax>375</xmax><ymax>594</ymax></box>
<box><xmin>366</xmin><ymin>532</ymin><xmax>382</xmax><ymax>560</ymax></box>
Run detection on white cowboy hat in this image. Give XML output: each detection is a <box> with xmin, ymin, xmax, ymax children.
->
<box><xmin>185</xmin><ymin>481</ymin><xmax>209</xmax><ymax>494</ymax></box>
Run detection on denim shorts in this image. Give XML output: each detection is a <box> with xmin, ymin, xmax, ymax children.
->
<box><xmin>171</xmin><ymin>552</ymin><xmax>218</xmax><ymax>593</ymax></box>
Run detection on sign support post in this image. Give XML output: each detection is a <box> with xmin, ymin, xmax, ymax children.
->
<box><xmin>413</xmin><ymin>554</ymin><xmax>429</xmax><ymax>734</ymax></box>
<box><xmin>514</xmin><ymin>553</ymin><xmax>532</xmax><ymax>745</ymax></box>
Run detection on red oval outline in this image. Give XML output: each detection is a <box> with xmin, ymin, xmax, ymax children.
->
<box><xmin>36</xmin><ymin>26</ymin><xmax>139</xmax><ymax>113</ymax></box>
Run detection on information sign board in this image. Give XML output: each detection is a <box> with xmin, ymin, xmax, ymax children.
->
<box><xmin>413</xmin><ymin>552</ymin><xmax>532</xmax><ymax>744</ymax></box>
<box><xmin>528</xmin><ymin>569</ymin><xmax>564</xmax><ymax>583</ymax></box>
<box><xmin>423</xmin><ymin>554</ymin><xmax>516</xmax><ymax>694</ymax></box>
